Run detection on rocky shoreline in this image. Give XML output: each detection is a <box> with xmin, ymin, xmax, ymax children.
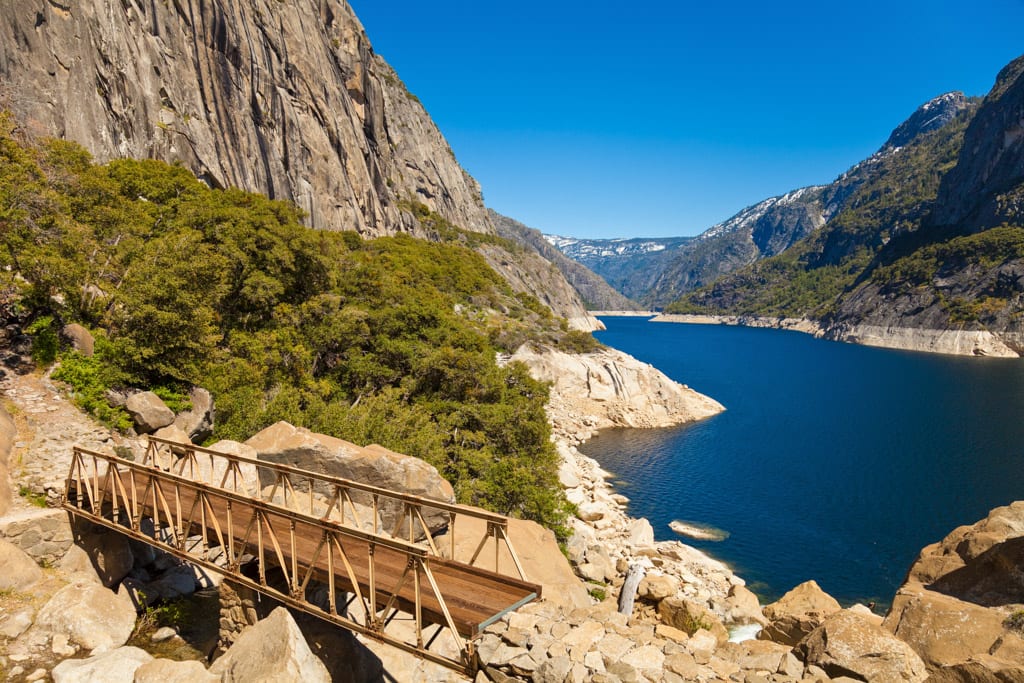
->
<box><xmin>649</xmin><ymin>313</ymin><xmax>1022</xmax><ymax>358</ymax></box>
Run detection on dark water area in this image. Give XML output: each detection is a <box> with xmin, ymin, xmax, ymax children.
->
<box><xmin>582</xmin><ymin>316</ymin><xmax>1024</xmax><ymax>607</ymax></box>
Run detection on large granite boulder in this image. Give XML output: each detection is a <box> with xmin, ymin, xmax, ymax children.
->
<box><xmin>245</xmin><ymin>422</ymin><xmax>455</xmax><ymax>535</ymax></box>
<box><xmin>35</xmin><ymin>580</ymin><xmax>137</xmax><ymax>652</ymax></box>
<box><xmin>210</xmin><ymin>607</ymin><xmax>331</xmax><ymax>682</ymax></box>
<box><xmin>437</xmin><ymin>509</ymin><xmax>589</xmax><ymax>610</ymax></box>
<box><xmin>797</xmin><ymin>610</ymin><xmax>928</xmax><ymax>682</ymax></box>
<box><xmin>885</xmin><ymin>502</ymin><xmax>1024</xmax><ymax>674</ymax></box>
<box><xmin>758</xmin><ymin>579</ymin><xmax>841</xmax><ymax>646</ymax></box>
<box><xmin>0</xmin><ymin>402</ymin><xmax>14</xmax><ymax>516</ymax></box>
<box><xmin>51</xmin><ymin>646</ymin><xmax>152</xmax><ymax>683</ymax></box>
<box><xmin>61</xmin><ymin>323</ymin><xmax>95</xmax><ymax>357</ymax></box>
<box><xmin>0</xmin><ymin>506</ymin><xmax>75</xmax><ymax>564</ymax></box>
<box><xmin>173</xmin><ymin>387</ymin><xmax>215</xmax><ymax>443</ymax></box>
<box><xmin>0</xmin><ymin>537</ymin><xmax>43</xmax><ymax>591</ymax></box>
<box><xmin>126</xmin><ymin>392</ymin><xmax>174</xmax><ymax>434</ymax></box>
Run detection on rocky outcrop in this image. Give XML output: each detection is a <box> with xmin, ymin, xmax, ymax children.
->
<box><xmin>884</xmin><ymin>502</ymin><xmax>1024</xmax><ymax>675</ymax></box>
<box><xmin>209</xmin><ymin>607</ymin><xmax>331</xmax><ymax>683</ymax></box>
<box><xmin>825</xmin><ymin>323</ymin><xmax>1020</xmax><ymax>358</ymax></box>
<box><xmin>797</xmin><ymin>610</ymin><xmax>929</xmax><ymax>682</ymax></box>
<box><xmin>245</xmin><ymin>421</ymin><xmax>455</xmax><ymax>534</ymax></box>
<box><xmin>0</xmin><ymin>0</ymin><xmax>489</xmax><ymax>238</ymax></box>
<box><xmin>511</xmin><ymin>345</ymin><xmax>724</xmax><ymax>433</ymax></box>
<box><xmin>125</xmin><ymin>391</ymin><xmax>174</xmax><ymax>434</ymax></box>
<box><xmin>759</xmin><ymin>580</ymin><xmax>842</xmax><ymax>647</ymax></box>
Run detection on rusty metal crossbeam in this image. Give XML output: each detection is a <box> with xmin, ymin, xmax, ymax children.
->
<box><xmin>63</xmin><ymin>446</ymin><xmax>541</xmax><ymax>675</ymax></box>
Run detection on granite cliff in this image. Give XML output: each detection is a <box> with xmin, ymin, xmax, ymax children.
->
<box><xmin>0</xmin><ymin>0</ymin><xmax>487</xmax><ymax>237</ymax></box>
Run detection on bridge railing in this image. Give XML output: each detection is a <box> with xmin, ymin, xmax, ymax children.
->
<box><xmin>64</xmin><ymin>446</ymin><xmax>540</xmax><ymax>674</ymax></box>
<box><xmin>142</xmin><ymin>436</ymin><xmax>529</xmax><ymax>581</ymax></box>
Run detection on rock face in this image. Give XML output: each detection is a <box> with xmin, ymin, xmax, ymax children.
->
<box><xmin>759</xmin><ymin>580</ymin><xmax>842</xmax><ymax>646</ymax></box>
<box><xmin>797</xmin><ymin>610</ymin><xmax>929</xmax><ymax>682</ymax></box>
<box><xmin>884</xmin><ymin>502</ymin><xmax>1024</xmax><ymax>674</ymax></box>
<box><xmin>245</xmin><ymin>421</ymin><xmax>455</xmax><ymax>534</ymax></box>
<box><xmin>125</xmin><ymin>391</ymin><xmax>174</xmax><ymax>433</ymax></box>
<box><xmin>511</xmin><ymin>345</ymin><xmax>724</xmax><ymax>431</ymax></box>
<box><xmin>210</xmin><ymin>607</ymin><xmax>331</xmax><ymax>683</ymax></box>
<box><xmin>489</xmin><ymin>209</ymin><xmax>635</xmax><ymax>316</ymax></box>
<box><xmin>0</xmin><ymin>0</ymin><xmax>488</xmax><ymax>238</ymax></box>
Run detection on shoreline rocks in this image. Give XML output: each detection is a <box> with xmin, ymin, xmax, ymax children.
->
<box><xmin>650</xmin><ymin>313</ymin><xmax>1022</xmax><ymax>358</ymax></box>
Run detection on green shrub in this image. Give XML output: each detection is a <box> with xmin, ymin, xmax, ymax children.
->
<box><xmin>25</xmin><ymin>316</ymin><xmax>59</xmax><ymax>365</ymax></box>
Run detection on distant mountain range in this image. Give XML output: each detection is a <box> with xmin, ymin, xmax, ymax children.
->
<box><xmin>545</xmin><ymin>91</ymin><xmax>973</xmax><ymax>310</ymax></box>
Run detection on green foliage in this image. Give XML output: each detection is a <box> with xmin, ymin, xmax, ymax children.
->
<box><xmin>1005</xmin><ymin>610</ymin><xmax>1024</xmax><ymax>633</ymax></box>
<box><xmin>556</xmin><ymin>329</ymin><xmax>603</xmax><ymax>354</ymax></box>
<box><xmin>25</xmin><ymin>315</ymin><xmax>59</xmax><ymax>365</ymax></box>
<box><xmin>0</xmin><ymin>123</ymin><xmax>570</xmax><ymax>532</ymax></box>
<box><xmin>588</xmin><ymin>586</ymin><xmax>607</xmax><ymax>601</ymax></box>
<box><xmin>18</xmin><ymin>485</ymin><xmax>47</xmax><ymax>508</ymax></box>
<box><xmin>52</xmin><ymin>348</ymin><xmax>133</xmax><ymax>431</ymax></box>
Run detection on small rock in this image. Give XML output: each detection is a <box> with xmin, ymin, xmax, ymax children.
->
<box><xmin>151</xmin><ymin>626</ymin><xmax>178</xmax><ymax>642</ymax></box>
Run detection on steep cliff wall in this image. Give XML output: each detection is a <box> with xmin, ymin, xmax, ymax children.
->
<box><xmin>0</xmin><ymin>0</ymin><xmax>489</xmax><ymax>237</ymax></box>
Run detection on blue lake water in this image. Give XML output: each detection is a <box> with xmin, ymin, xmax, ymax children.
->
<box><xmin>582</xmin><ymin>316</ymin><xmax>1024</xmax><ymax>607</ymax></box>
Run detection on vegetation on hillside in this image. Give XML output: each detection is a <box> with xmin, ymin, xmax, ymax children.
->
<box><xmin>0</xmin><ymin>114</ymin><xmax>574</xmax><ymax>535</ymax></box>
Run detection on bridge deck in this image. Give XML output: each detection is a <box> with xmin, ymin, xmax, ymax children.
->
<box><xmin>64</xmin><ymin>446</ymin><xmax>541</xmax><ymax>672</ymax></box>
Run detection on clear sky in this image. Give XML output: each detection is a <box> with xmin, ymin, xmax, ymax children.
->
<box><xmin>348</xmin><ymin>0</ymin><xmax>1024</xmax><ymax>239</ymax></box>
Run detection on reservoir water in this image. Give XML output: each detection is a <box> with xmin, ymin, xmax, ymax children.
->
<box><xmin>583</xmin><ymin>316</ymin><xmax>1024</xmax><ymax>607</ymax></box>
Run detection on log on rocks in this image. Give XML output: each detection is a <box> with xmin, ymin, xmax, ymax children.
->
<box><xmin>618</xmin><ymin>563</ymin><xmax>646</xmax><ymax>616</ymax></box>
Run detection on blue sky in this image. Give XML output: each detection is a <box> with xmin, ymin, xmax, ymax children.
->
<box><xmin>349</xmin><ymin>0</ymin><xmax>1024</xmax><ymax>239</ymax></box>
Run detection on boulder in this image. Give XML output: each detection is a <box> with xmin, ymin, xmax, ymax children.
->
<box><xmin>885</xmin><ymin>586</ymin><xmax>1012</xmax><ymax>670</ymax></box>
<box><xmin>658</xmin><ymin>596</ymin><xmax>730</xmax><ymax>645</ymax></box>
<box><xmin>924</xmin><ymin>659</ymin><xmax>1024</xmax><ymax>682</ymax></box>
<box><xmin>126</xmin><ymin>392</ymin><xmax>174</xmax><ymax>433</ymax></box>
<box><xmin>797</xmin><ymin>610</ymin><xmax>928</xmax><ymax>682</ymax></box>
<box><xmin>133</xmin><ymin>658</ymin><xmax>220</xmax><ymax>683</ymax></box>
<box><xmin>884</xmin><ymin>502</ymin><xmax>1024</xmax><ymax>671</ymax></box>
<box><xmin>34</xmin><ymin>580</ymin><xmax>137</xmax><ymax>652</ymax></box>
<box><xmin>152</xmin><ymin>424</ymin><xmax>192</xmax><ymax>448</ymax></box>
<box><xmin>0</xmin><ymin>402</ymin><xmax>14</xmax><ymax>516</ymax></box>
<box><xmin>210</xmin><ymin>607</ymin><xmax>331</xmax><ymax>682</ymax></box>
<box><xmin>173</xmin><ymin>387</ymin><xmax>215</xmax><ymax>443</ymax></box>
<box><xmin>437</xmin><ymin>510</ymin><xmax>590</xmax><ymax>610</ymax></box>
<box><xmin>245</xmin><ymin>421</ymin><xmax>455</xmax><ymax>535</ymax></box>
<box><xmin>61</xmin><ymin>323</ymin><xmax>95</xmax><ymax>356</ymax></box>
<box><xmin>51</xmin><ymin>646</ymin><xmax>152</xmax><ymax>683</ymax></box>
<box><xmin>0</xmin><ymin>537</ymin><xmax>43</xmax><ymax>591</ymax></box>
<box><xmin>758</xmin><ymin>580</ymin><xmax>841</xmax><ymax>646</ymax></box>
<box><xmin>726</xmin><ymin>584</ymin><xmax>767</xmax><ymax>626</ymax></box>
<box><xmin>638</xmin><ymin>573</ymin><xmax>678</xmax><ymax>602</ymax></box>
<box><xmin>626</xmin><ymin>517</ymin><xmax>655</xmax><ymax>547</ymax></box>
